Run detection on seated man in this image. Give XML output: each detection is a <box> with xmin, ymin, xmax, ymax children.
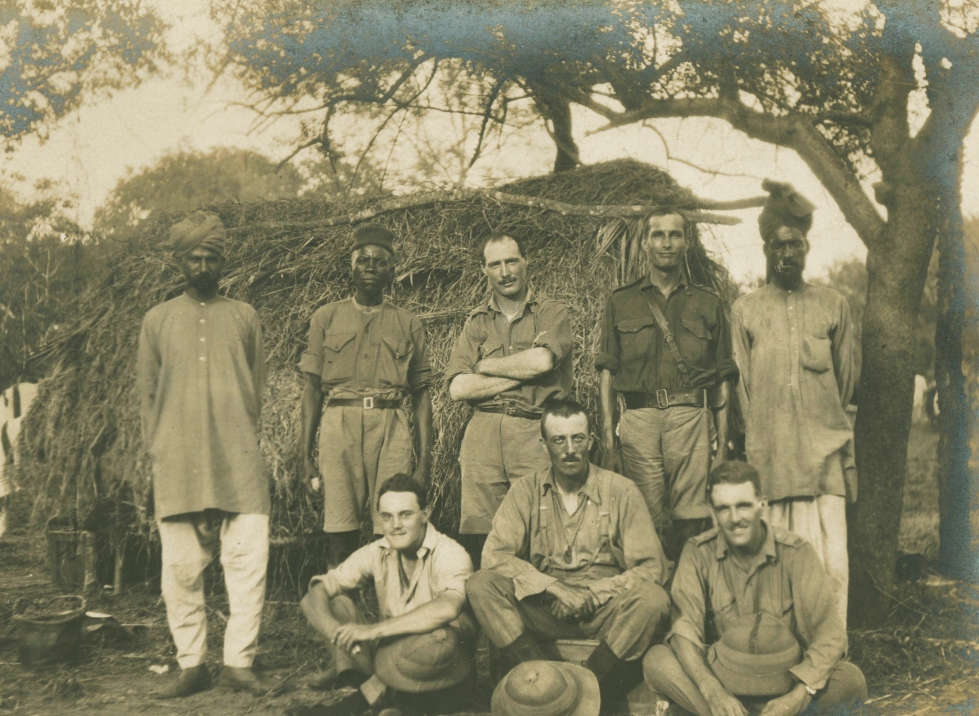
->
<box><xmin>291</xmin><ymin>474</ymin><xmax>475</xmax><ymax>716</ymax></box>
<box><xmin>466</xmin><ymin>398</ymin><xmax>671</xmax><ymax>691</ymax></box>
<box><xmin>644</xmin><ymin>461</ymin><xmax>867</xmax><ymax>716</ymax></box>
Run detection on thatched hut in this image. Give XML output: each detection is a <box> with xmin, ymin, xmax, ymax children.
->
<box><xmin>20</xmin><ymin>159</ymin><xmax>748</xmax><ymax>553</ymax></box>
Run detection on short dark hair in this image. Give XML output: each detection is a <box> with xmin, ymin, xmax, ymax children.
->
<box><xmin>540</xmin><ymin>398</ymin><xmax>593</xmax><ymax>439</ymax></box>
<box><xmin>643</xmin><ymin>207</ymin><xmax>688</xmax><ymax>231</ymax></box>
<box><xmin>479</xmin><ymin>232</ymin><xmax>526</xmax><ymax>265</ymax></box>
<box><xmin>376</xmin><ymin>473</ymin><xmax>428</xmax><ymax>510</ymax></box>
<box><xmin>708</xmin><ymin>461</ymin><xmax>763</xmax><ymax>502</ymax></box>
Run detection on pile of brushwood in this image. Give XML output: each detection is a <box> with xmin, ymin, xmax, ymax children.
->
<box><xmin>19</xmin><ymin>159</ymin><xmax>738</xmax><ymax>546</ymax></box>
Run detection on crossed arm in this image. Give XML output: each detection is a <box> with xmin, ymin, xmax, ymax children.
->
<box><xmin>448</xmin><ymin>347</ymin><xmax>554</xmax><ymax>402</ymax></box>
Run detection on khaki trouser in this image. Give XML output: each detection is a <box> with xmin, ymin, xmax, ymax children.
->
<box><xmin>318</xmin><ymin>405</ymin><xmax>413</xmax><ymax>533</ymax></box>
<box><xmin>619</xmin><ymin>405</ymin><xmax>715</xmax><ymax>530</ymax></box>
<box><xmin>466</xmin><ymin>569</ymin><xmax>669</xmax><ymax>662</ymax></box>
<box><xmin>459</xmin><ymin>411</ymin><xmax>550</xmax><ymax>535</ymax></box>
<box><xmin>158</xmin><ymin>511</ymin><xmax>269</xmax><ymax>669</ymax></box>
<box><xmin>643</xmin><ymin>644</ymin><xmax>867</xmax><ymax>716</ymax></box>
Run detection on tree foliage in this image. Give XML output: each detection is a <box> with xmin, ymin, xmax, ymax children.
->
<box><xmin>0</xmin><ymin>0</ymin><xmax>168</xmax><ymax>144</ymax></box>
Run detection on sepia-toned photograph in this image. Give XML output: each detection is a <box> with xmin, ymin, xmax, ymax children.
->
<box><xmin>1</xmin><ymin>2</ymin><xmax>977</xmax><ymax>715</ymax></box>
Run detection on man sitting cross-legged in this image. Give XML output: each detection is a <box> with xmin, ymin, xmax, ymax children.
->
<box><xmin>643</xmin><ymin>461</ymin><xmax>867</xmax><ymax>716</ymax></box>
<box><xmin>466</xmin><ymin>398</ymin><xmax>671</xmax><ymax>693</ymax></box>
<box><xmin>289</xmin><ymin>474</ymin><xmax>475</xmax><ymax>716</ymax></box>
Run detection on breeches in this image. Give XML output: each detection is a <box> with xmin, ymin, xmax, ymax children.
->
<box><xmin>618</xmin><ymin>405</ymin><xmax>714</xmax><ymax>530</ymax></box>
<box><xmin>459</xmin><ymin>411</ymin><xmax>549</xmax><ymax>535</ymax></box>
<box><xmin>318</xmin><ymin>405</ymin><xmax>414</xmax><ymax>533</ymax></box>
<box><xmin>158</xmin><ymin>510</ymin><xmax>269</xmax><ymax>669</ymax></box>
<box><xmin>643</xmin><ymin>644</ymin><xmax>867</xmax><ymax>716</ymax></box>
<box><xmin>465</xmin><ymin>569</ymin><xmax>669</xmax><ymax>662</ymax></box>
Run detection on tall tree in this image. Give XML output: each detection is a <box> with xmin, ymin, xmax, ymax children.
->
<box><xmin>213</xmin><ymin>0</ymin><xmax>979</xmax><ymax>621</ymax></box>
<box><xmin>0</xmin><ymin>0</ymin><xmax>167</xmax><ymax>145</ymax></box>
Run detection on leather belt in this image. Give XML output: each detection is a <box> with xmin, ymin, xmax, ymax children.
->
<box><xmin>624</xmin><ymin>389</ymin><xmax>707</xmax><ymax>410</ymax></box>
<box><xmin>327</xmin><ymin>397</ymin><xmax>400</xmax><ymax>410</ymax></box>
<box><xmin>476</xmin><ymin>403</ymin><xmax>542</xmax><ymax>421</ymax></box>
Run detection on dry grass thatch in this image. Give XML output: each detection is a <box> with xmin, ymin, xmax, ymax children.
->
<box><xmin>20</xmin><ymin>159</ymin><xmax>739</xmax><ymax>541</ymax></box>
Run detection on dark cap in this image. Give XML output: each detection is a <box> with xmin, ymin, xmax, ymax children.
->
<box><xmin>352</xmin><ymin>224</ymin><xmax>396</xmax><ymax>254</ymax></box>
<box><xmin>758</xmin><ymin>179</ymin><xmax>816</xmax><ymax>243</ymax></box>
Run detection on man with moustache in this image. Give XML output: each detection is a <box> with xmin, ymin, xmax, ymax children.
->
<box><xmin>730</xmin><ymin>182</ymin><xmax>856</xmax><ymax>625</ymax></box>
<box><xmin>290</xmin><ymin>474</ymin><xmax>475</xmax><ymax>716</ymax></box>
<box><xmin>446</xmin><ymin>233</ymin><xmax>573</xmax><ymax>564</ymax></box>
<box><xmin>643</xmin><ymin>461</ymin><xmax>866</xmax><ymax>716</ymax></box>
<box><xmin>597</xmin><ymin>209</ymin><xmax>738</xmax><ymax>559</ymax></box>
<box><xmin>301</xmin><ymin>225</ymin><xmax>434</xmax><ymax>568</ymax></box>
<box><xmin>137</xmin><ymin>211</ymin><xmax>274</xmax><ymax>697</ymax></box>
<box><xmin>466</xmin><ymin>399</ymin><xmax>670</xmax><ymax>692</ymax></box>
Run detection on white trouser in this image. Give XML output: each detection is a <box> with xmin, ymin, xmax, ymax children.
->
<box><xmin>767</xmin><ymin>494</ymin><xmax>849</xmax><ymax>628</ymax></box>
<box><xmin>158</xmin><ymin>511</ymin><xmax>269</xmax><ymax>669</ymax></box>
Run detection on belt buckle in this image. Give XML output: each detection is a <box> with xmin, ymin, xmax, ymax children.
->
<box><xmin>363</xmin><ymin>397</ymin><xmax>374</xmax><ymax>410</ymax></box>
<box><xmin>656</xmin><ymin>389</ymin><xmax>669</xmax><ymax>409</ymax></box>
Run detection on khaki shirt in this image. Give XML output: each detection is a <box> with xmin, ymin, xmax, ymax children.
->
<box><xmin>299</xmin><ymin>298</ymin><xmax>433</xmax><ymax>401</ymax></box>
<box><xmin>137</xmin><ymin>294</ymin><xmax>268</xmax><ymax>519</ymax></box>
<box><xmin>731</xmin><ymin>283</ymin><xmax>856</xmax><ymax>501</ymax></box>
<box><xmin>311</xmin><ymin>523</ymin><xmax>472</xmax><ymax>620</ymax></box>
<box><xmin>444</xmin><ymin>291</ymin><xmax>573</xmax><ymax>413</ymax></box>
<box><xmin>596</xmin><ymin>276</ymin><xmax>737</xmax><ymax>393</ymax></box>
<box><xmin>482</xmin><ymin>464</ymin><xmax>669</xmax><ymax>604</ymax></box>
<box><xmin>668</xmin><ymin>523</ymin><xmax>848</xmax><ymax>691</ymax></box>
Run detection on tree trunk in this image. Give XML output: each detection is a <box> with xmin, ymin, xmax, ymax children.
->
<box><xmin>849</xmin><ymin>186</ymin><xmax>936</xmax><ymax>626</ymax></box>
<box><xmin>527</xmin><ymin>84</ymin><xmax>579</xmax><ymax>173</ymax></box>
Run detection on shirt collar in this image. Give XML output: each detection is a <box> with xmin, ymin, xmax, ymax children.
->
<box><xmin>639</xmin><ymin>273</ymin><xmax>689</xmax><ymax>296</ymax></box>
<box><xmin>380</xmin><ymin>522</ymin><xmax>438</xmax><ymax>559</ymax></box>
<box><xmin>541</xmin><ymin>464</ymin><xmax>603</xmax><ymax>505</ymax></box>
<box><xmin>715</xmin><ymin>520</ymin><xmax>777</xmax><ymax>564</ymax></box>
<box><xmin>478</xmin><ymin>288</ymin><xmax>538</xmax><ymax>316</ymax></box>
<box><xmin>769</xmin><ymin>279</ymin><xmax>809</xmax><ymax>294</ymax></box>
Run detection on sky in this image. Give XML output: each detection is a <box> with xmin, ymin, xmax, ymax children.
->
<box><xmin>3</xmin><ymin>0</ymin><xmax>978</xmax><ymax>286</ymax></box>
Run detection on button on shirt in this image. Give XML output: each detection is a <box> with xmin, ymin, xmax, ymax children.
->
<box><xmin>310</xmin><ymin>523</ymin><xmax>473</xmax><ymax>620</ymax></box>
<box><xmin>299</xmin><ymin>298</ymin><xmax>433</xmax><ymax>401</ymax></box>
<box><xmin>668</xmin><ymin>523</ymin><xmax>848</xmax><ymax>691</ymax></box>
<box><xmin>596</xmin><ymin>277</ymin><xmax>737</xmax><ymax>393</ymax></box>
<box><xmin>137</xmin><ymin>294</ymin><xmax>268</xmax><ymax>519</ymax></box>
<box><xmin>730</xmin><ymin>283</ymin><xmax>856</xmax><ymax>501</ymax></box>
<box><xmin>444</xmin><ymin>291</ymin><xmax>573</xmax><ymax>413</ymax></box>
<box><xmin>482</xmin><ymin>464</ymin><xmax>669</xmax><ymax>604</ymax></box>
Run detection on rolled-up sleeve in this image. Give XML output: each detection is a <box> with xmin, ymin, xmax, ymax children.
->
<box><xmin>666</xmin><ymin>544</ymin><xmax>709</xmax><ymax>650</ymax></box>
<box><xmin>533</xmin><ymin>300</ymin><xmax>573</xmax><ymax>364</ymax></box>
<box><xmin>298</xmin><ymin>309</ymin><xmax>327</xmax><ymax>376</ymax></box>
<box><xmin>594</xmin><ymin>297</ymin><xmax>620</xmax><ymax>374</ymax></box>
<box><xmin>443</xmin><ymin>317</ymin><xmax>480</xmax><ymax>386</ymax></box>
<box><xmin>309</xmin><ymin>543</ymin><xmax>375</xmax><ymax>597</ymax></box>
<box><xmin>432</xmin><ymin>539</ymin><xmax>474</xmax><ymax>599</ymax></box>
<box><xmin>407</xmin><ymin>317</ymin><xmax>434</xmax><ymax>391</ymax></box>
<box><xmin>482</xmin><ymin>479</ymin><xmax>557</xmax><ymax>600</ymax></box>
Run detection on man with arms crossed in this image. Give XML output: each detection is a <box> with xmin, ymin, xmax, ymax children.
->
<box><xmin>301</xmin><ymin>225</ymin><xmax>434</xmax><ymax>568</ymax></box>
<box><xmin>446</xmin><ymin>233</ymin><xmax>573</xmax><ymax>564</ymax></box>
<box><xmin>466</xmin><ymin>399</ymin><xmax>670</xmax><ymax>692</ymax></box>
<box><xmin>643</xmin><ymin>461</ymin><xmax>866</xmax><ymax>716</ymax></box>
<box><xmin>292</xmin><ymin>474</ymin><xmax>475</xmax><ymax>716</ymax></box>
<box><xmin>597</xmin><ymin>209</ymin><xmax>738</xmax><ymax>559</ymax></box>
<box><xmin>730</xmin><ymin>182</ymin><xmax>856</xmax><ymax>625</ymax></box>
<box><xmin>137</xmin><ymin>211</ymin><xmax>274</xmax><ymax>697</ymax></box>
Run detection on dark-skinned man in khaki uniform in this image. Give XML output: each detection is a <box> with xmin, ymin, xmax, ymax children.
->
<box><xmin>301</xmin><ymin>225</ymin><xmax>434</xmax><ymax>568</ymax></box>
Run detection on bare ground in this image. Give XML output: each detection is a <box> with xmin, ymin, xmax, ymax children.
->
<box><xmin>1</xmin><ymin>425</ymin><xmax>977</xmax><ymax>715</ymax></box>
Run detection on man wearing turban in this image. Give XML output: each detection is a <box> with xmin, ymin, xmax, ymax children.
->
<box><xmin>730</xmin><ymin>182</ymin><xmax>858</xmax><ymax>626</ymax></box>
<box><xmin>137</xmin><ymin>210</ymin><xmax>275</xmax><ymax>697</ymax></box>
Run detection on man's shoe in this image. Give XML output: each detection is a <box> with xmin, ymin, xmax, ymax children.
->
<box><xmin>154</xmin><ymin>663</ymin><xmax>211</xmax><ymax>699</ymax></box>
<box><xmin>220</xmin><ymin>665</ymin><xmax>280</xmax><ymax>695</ymax></box>
<box><xmin>303</xmin><ymin>667</ymin><xmax>368</xmax><ymax>691</ymax></box>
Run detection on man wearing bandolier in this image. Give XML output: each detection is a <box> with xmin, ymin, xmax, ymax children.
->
<box><xmin>301</xmin><ymin>225</ymin><xmax>434</xmax><ymax>568</ymax></box>
<box><xmin>446</xmin><ymin>232</ymin><xmax>573</xmax><ymax>565</ymax></box>
<box><xmin>597</xmin><ymin>209</ymin><xmax>738</xmax><ymax>560</ymax></box>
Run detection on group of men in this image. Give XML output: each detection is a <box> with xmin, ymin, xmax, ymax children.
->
<box><xmin>136</xmin><ymin>180</ymin><xmax>867</xmax><ymax>715</ymax></box>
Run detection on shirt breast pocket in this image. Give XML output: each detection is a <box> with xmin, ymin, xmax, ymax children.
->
<box><xmin>801</xmin><ymin>329</ymin><xmax>833</xmax><ymax>373</ymax></box>
<box><xmin>379</xmin><ymin>335</ymin><xmax>412</xmax><ymax>388</ymax></box>
<box><xmin>678</xmin><ymin>314</ymin><xmax>713</xmax><ymax>362</ymax></box>
<box><xmin>479</xmin><ymin>339</ymin><xmax>505</xmax><ymax>361</ymax></box>
<box><xmin>321</xmin><ymin>332</ymin><xmax>357</xmax><ymax>383</ymax></box>
<box><xmin>615</xmin><ymin>318</ymin><xmax>654</xmax><ymax>363</ymax></box>
<box><xmin>706</xmin><ymin>586</ymin><xmax>736</xmax><ymax>644</ymax></box>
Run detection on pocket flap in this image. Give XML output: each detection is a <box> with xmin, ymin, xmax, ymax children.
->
<box><xmin>480</xmin><ymin>339</ymin><xmax>504</xmax><ymax>358</ymax></box>
<box><xmin>323</xmin><ymin>332</ymin><xmax>356</xmax><ymax>353</ymax></box>
<box><xmin>616</xmin><ymin>317</ymin><xmax>655</xmax><ymax>334</ymax></box>
<box><xmin>382</xmin><ymin>335</ymin><xmax>410</xmax><ymax>359</ymax></box>
<box><xmin>681</xmin><ymin>316</ymin><xmax>712</xmax><ymax>341</ymax></box>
